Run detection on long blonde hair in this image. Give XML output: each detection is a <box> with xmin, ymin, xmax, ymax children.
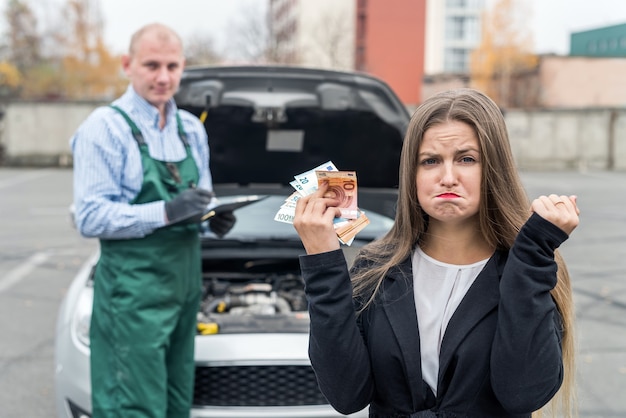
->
<box><xmin>352</xmin><ymin>88</ymin><xmax>576</xmax><ymax>417</ymax></box>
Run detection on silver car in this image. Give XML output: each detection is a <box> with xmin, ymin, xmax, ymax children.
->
<box><xmin>55</xmin><ymin>65</ymin><xmax>410</xmax><ymax>418</ymax></box>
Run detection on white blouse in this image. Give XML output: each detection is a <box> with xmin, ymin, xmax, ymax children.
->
<box><xmin>412</xmin><ymin>247</ymin><xmax>489</xmax><ymax>396</ymax></box>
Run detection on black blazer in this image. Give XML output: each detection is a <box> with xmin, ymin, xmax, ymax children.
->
<box><xmin>300</xmin><ymin>214</ymin><xmax>568</xmax><ymax>418</ymax></box>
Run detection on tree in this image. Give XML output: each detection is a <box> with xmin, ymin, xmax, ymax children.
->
<box><xmin>0</xmin><ymin>0</ymin><xmax>127</xmax><ymax>100</ymax></box>
<box><xmin>224</xmin><ymin>1</ymin><xmax>295</xmax><ymax>65</ymax></box>
<box><xmin>226</xmin><ymin>2</ymin><xmax>274</xmax><ymax>64</ymax></box>
<box><xmin>3</xmin><ymin>0</ymin><xmax>40</xmax><ymax>72</ymax></box>
<box><xmin>0</xmin><ymin>61</ymin><xmax>21</xmax><ymax>97</ymax></box>
<box><xmin>470</xmin><ymin>0</ymin><xmax>539</xmax><ymax>108</ymax></box>
<box><xmin>0</xmin><ymin>0</ymin><xmax>41</xmax><ymax>97</ymax></box>
<box><xmin>305</xmin><ymin>6</ymin><xmax>354</xmax><ymax>70</ymax></box>
<box><xmin>184</xmin><ymin>33</ymin><xmax>222</xmax><ymax>66</ymax></box>
<box><xmin>56</xmin><ymin>0</ymin><xmax>126</xmax><ymax>100</ymax></box>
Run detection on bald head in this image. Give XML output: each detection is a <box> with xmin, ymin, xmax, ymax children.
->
<box><xmin>128</xmin><ymin>23</ymin><xmax>183</xmax><ymax>58</ymax></box>
<box><xmin>122</xmin><ymin>22</ymin><xmax>186</xmax><ymax>114</ymax></box>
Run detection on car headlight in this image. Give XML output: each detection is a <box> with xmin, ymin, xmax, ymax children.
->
<box><xmin>71</xmin><ymin>285</ymin><xmax>93</xmax><ymax>348</ymax></box>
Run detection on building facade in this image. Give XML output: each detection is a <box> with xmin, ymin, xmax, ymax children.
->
<box><xmin>423</xmin><ymin>54</ymin><xmax>626</xmax><ymax>108</ymax></box>
<box><xmin>354</xmin><ymin>0</ymin><xmax>426</xmax><ymax>105</ymax></box>
<box><xmin>570</xmin><ymin>22</ymin><xmax>626</xmax><ymax>57</ymax></box>
<box><xmin>268</xmin><ymin>0</ymin><xmax>355</xmax><ymax>70</ymax></box>
<box><xmin>267</xmin><ymin>0</ymin><xmax>490</xmax><ymax>105</ymax></box>
<box><xmin>424</xmin><ymin>0</ymin><xmax>485</xmax><ymax>75</ymax></box>
<box><xmin>536</xmin><ymin>55</ymin><xmax>626</xmax><ymax>108</ymax></box>
<box><xmin>268</xmin><ymin>0</ymin><xmax>426</xmax><ymax>105</ymax></box>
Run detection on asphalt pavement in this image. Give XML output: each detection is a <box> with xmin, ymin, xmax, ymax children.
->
<box><xmin>0</xmin><ymin>168</ymin><xmax>98</xmax><ymax>417</ymax></box>
<box><xmin>521</xmin><ymin>170</ymin><xmax>626</xmax><ymax>418</ymax></box>
<box><xmin>0</xmin><ymin>168</ymin><xmax>624</xmax><ymax>418</ymax></box>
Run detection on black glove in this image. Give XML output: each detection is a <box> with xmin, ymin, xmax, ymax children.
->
<box><xmin>209</xmin><ymin>211</ymin><xmax>236</xmax><ymax>238</ymax></box>
<box><xmin>165</xmin><ymin>188</ymin><xmax>213</xmax><ymax>225</ymax></box>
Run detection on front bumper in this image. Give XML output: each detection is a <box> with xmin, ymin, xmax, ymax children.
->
<box><xmin>56</xmin><ymin>328</ymin><xmax>367</xmax><ymax>417</ymax></box>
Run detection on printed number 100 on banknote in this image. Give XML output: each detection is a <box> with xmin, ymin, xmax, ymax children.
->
<box><xmin>316</xmin><ymin>170</ymin><xmax>359</xmax><ymax>219</ymax></box>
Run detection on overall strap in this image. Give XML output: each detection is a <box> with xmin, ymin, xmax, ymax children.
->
<box><xmin>109</xmin><ymin>105</ymin><xmax>188</xmax><ymax>146</ymax></box>
<box><xmin>175</xmin><ymin>112</ymin><xmax>189</xmax><ymax>146</ymax></box>
<box><xmin>110</xmin><ymin>105</ymin><xmax>144</xmax><ymax>145</ymax></box>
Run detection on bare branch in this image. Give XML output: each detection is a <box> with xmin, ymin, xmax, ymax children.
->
<box><xmin>184</xmin><ymin>32</ymin><xmax>223</xmax><ymax>66</ymax></box>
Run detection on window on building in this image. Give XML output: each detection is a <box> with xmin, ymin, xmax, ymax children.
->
<box><xmin>444</xmin><ymin>48</ymin><xmax>469</xmax><ymax>72</ymax></box>
<box><xmin>445</xmin><ymin>16</ymin><xmax>480</xmax><ymax>42</ymax></box>
<box><xmin>587</xmin><ymin>41</ymin><xmax>597</xmax><ymax>53</ymax></box>
<box><xmin>446</xmin><ymin>0</ymin><xmax>484</xmax><ymax>8</ymax></box>
<box><xmin>465</xmin><ymin>17</ymin><xmax>480</xmax><ymax>43</ymax></box>
<box><xmin>445</xmin><ymin>16</ymin><xmax>465</xmax><ymax>40</ymax></box>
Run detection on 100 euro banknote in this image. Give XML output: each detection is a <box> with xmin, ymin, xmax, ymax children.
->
<box><xmin>273</xmin><ymin>191</ymin><xmax>301</xmax><ymax>224</ymax></box>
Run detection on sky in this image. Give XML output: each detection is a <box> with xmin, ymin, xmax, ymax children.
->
<box><xmin>525</xmin><ymin>0</ymin><xmax>626</xmax><ymax>54</ymax></box>
<box><xmin>95</xmin><ymin>0</ymin><xmax>626</xmax><ymax>56</ymax></box>
<box><xmin>3</xmin><ymin>0</ymin><xmax>626</xmax><ymax>56</ymax></box>
<box><xmin>98</xmin><ymin>0</ymin><xmax>265</xmax><ymax>56</ymax></box>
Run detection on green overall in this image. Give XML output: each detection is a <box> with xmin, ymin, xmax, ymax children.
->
<box><xmin>90</xmin><ymin>106</ymin><xmax>201</xmax><ymax>418</ymax></box>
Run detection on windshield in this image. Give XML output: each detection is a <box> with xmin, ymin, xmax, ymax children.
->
<box><xmin>202</xmin><ymin>195</ymin><xmax>394</xmax><ymax>242</ymax></box>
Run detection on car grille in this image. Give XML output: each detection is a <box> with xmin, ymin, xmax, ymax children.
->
<box><xmin>193</xmin><ymin>364</ymin><xmax>329</xmax><ymax>406</ymax></box>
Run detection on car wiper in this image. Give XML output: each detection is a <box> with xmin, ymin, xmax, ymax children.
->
<box><xmin>201</xmin><ymin>236</ymin><xmax>303</xmax><ymax>246</ymax></box>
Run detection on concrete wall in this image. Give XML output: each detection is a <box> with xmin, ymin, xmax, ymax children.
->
<box><xmin>0</xmin><ymin>101</ymin><xmax>105</xmax><ymax>166</ymax></box>
<box><xmin>506</xmin><ymin>108</ymin><xmax>626</xmax><ymax>171</ymax></box>
<box><xmin>1</xmin><ymin>102</ymin><xmax>625</xmax><ymax>171</ymax></box>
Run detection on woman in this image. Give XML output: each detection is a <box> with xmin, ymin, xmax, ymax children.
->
<box><xmin>293</xmin><ymin>88</ymin><xmax>578</xmax><ymax>418</ymax></box>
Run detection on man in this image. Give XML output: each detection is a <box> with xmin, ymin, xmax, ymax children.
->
<box><xmin>71</xmin><ymin>23</ymin><xmax>235</xmax><ymax>417</ymax></box>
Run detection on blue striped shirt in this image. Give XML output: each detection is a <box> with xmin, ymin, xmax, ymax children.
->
<box><xmin>71</xmin><ymin>85</ymin><xmax>212</xmax><ymax>239</ymax></box>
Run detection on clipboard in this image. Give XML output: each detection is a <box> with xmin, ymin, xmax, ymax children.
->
<box><xmin>201</xmin><ymin>195</ymin><xmax>269</xmax><ymax>221</ymax></box>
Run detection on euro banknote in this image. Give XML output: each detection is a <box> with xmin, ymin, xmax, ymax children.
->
<box><xmin>334</xmin><ymin>211</ymin><xmax>370</xmax><ymax>245</ymax></box>
<box><xmin>293</xmin><ymin>161</ymin><xmax>338</xmax><ymax>196</ymax></box>
<box><xmin>273</xmin><ymin>161</ymin><xmax>369</xmax><ymax>245</ymax></box>
<box><xmin>315</xmin><ymin>170</ymin><xmax>358</xmax><ymax>219</ymax></box>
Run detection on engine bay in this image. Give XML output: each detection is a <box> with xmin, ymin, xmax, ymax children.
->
<box><xmin>197</xmin><ymin>258</ymin><xmax>310</xmax><ymax>334</ymax></box>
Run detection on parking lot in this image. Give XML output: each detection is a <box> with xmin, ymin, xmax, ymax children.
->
<box><xmin>0</xmin><ymin>168</ymin><xmax>624</xmax><ymax>418</ymax></box>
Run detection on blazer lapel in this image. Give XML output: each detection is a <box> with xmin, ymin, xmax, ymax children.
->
<box><xmin>438</xmin><ymin>251</ymin><xmax>505</xmax><ymax>383</ymax></box>
<box><xmin>381</xmin><ymin>257</ymin><xmax>431</xmax><ymax>408</ymax></box>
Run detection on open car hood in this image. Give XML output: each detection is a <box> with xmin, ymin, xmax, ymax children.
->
<box><xmin>175</xmin><ymin>65</ymin><xmax>410</xmax><ymax>189</ymax></box>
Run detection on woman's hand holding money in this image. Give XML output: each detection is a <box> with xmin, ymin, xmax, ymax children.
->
<box><xmin>293</xmin><ymin>181</ymin><xmax>343</xmax><ymax>254</ymax></box>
